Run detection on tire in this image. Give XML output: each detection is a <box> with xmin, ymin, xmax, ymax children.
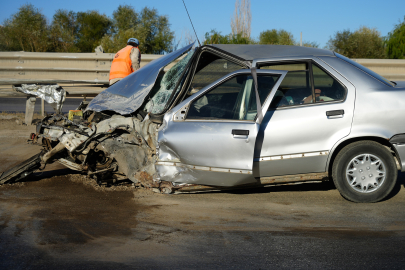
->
<box><xmin>332</xmin><ymin>141</ymin><xmax>397</xmax><ymax>203</ymax></box>
<box><xmin>0</xmin><ymin>153</ymin><xmax>42</xmax><ymax>185</ymax></box>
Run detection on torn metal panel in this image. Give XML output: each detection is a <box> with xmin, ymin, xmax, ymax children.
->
<box><xmin>86</xmin><ymin>43</ymin><xmax>194</xmax><ymax>115</ymax></box>
<box><xmin>59</xmin><ymin>131</ymin><xmax>91</xmax><ymax>152</ymax></box>
<box><xmin>13</xmin><ymin>84</ymin><xmax>66</xmax><ymax>113</ymax></box>
<box><xmin>95</xmin><ymin>115</ymin><xmax>134</xmax><ymax>134</ymax></box>
<box><xmin>98</xmin><ymin>139</ymin><xmax>152</xmax><ymax>183</ymax></box>
<box><xmin>42</xmin><ymin>127</ymin><xmax>64</xmax><ymax>141</ymax></box>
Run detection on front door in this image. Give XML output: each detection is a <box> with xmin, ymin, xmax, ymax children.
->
<box><xmin>156</xmin><ymin>70</ymin><xmax>287</xmax><ymax>186</ymax></box>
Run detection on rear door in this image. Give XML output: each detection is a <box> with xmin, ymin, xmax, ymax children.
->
<box><xmin>156</xmin><ymin>69</ymin><xmax>287</xmax><ymax>186</ymax></box>
<box><xmin>253</xmin><ymin>58</ymin><xmax>355</xmax><ymax>177</ymax></box>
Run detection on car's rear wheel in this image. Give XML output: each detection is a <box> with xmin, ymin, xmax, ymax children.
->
<box><xmin>332</xmin><ymin>141</ymin><xmax>397</xmax><ymax>203</ymax></box>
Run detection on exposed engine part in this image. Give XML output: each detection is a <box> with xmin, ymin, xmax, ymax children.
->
<box><xmin>0</xmin><ymin>108</ymin><xmax>163</xmax><ymax>190</ymax></box>
<box><xmin>42</xmin><ymin>142</ymin><xmax>65</xmax><ymax>163</ymax></box>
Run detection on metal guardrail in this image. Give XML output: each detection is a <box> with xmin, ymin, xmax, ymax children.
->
<box><xmin>0</xmin><ymin>52</ymin><xmax>404</xmax><ymax>86</ymax></box>
<box><xmin>1</xmin><ymin>51</ymin><xmax>404</xmax><ymax>125</ymax></box>
<box><xmin>0</xmin><ymin>51</ymin><xmax>167</xmax><ymax>85</ymax></box>
<box><xmin>352</xmin><ymin>59</ymin><xmax>405</xmax><ymax>81</ymax></box>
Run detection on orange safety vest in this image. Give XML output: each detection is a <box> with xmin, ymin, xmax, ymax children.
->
<box><xmin>109</xmin><ymin>45</ymin><xmax>140</xmax><ymax>81</ymax></box>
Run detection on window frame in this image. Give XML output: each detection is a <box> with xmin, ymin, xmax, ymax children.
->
<box><xmin>254</xmin><ymin>58</ymin><xmax>348</xmax><ymax>110</ymax></box>
<box><xmin>178</xmin><ymin>69</ymin><xmax>287</xmax><ymax>123</ymax></box>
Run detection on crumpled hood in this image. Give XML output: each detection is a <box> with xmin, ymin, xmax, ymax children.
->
<box><xmin>86</xmin><ymin>43</ymin><xmax>194</xmax><ymax>115</ymax></box>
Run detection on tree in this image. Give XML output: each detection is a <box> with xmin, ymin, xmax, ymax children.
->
<box><xmin>203</xmin><ymin>29</ymin><xmax>253</xmax><ymax>45</ymax></box>
<box><xmin>135</xmin><ymin>7</ymin><xmax>174</xmax><ymax>54</ymax></box>
<box><xmin>101</xmin><ymin>6</ymin><xmax>174</xmax><ymax>54</ymax></box>
<box><xmin>111</xmin><ymin>5</ymin><xmax>138</xmax><ymax>34</ymax></box>
<box><xmin>0</xmin><ymin>4</ymin><xmax>50</xmax><ymax>52</ymax></box>
<box><xmin>300</xmin><ymin>41</ymin><xmax>319</xmax><ymax>48</ymax></box>
<box><xmin>203</xmin><ymin>30</ymin><xmax>230</xmax><ymax>44</ymax></box>
<box><xmin>75</xmin><ymin>11</ymin><xmax>112</xmax><ymax>52</ymax></box>
<box><xmin>0</xmin><ymin>24</ymin><xmax>19</xmax><ymax>51</ymax></box>
<box><xmin>385</xmin><ymin>17</ymin><xmax>405</xmax><ymax>59</ymax></box>
<box><xmin>231</xmin><ymin>0</ymin><xmax>251</xmax><ymax>39</ymax></box>
<box><xmin>327</xmin><ymin>26</ymin><xmax>386</xmax><ymax>58</ymax></box>
<box><xmin>50</xmin><ymin>10</ymin><xmax>79</xmax><ymax>52</ymax></box>
<box><xmin>259</xmin><ymin>29</ymin><xmax>294</xmax><ymax>45</ymax></box>
<box><xmin>49</xmin><ymin>9</ymin><xmax>111</xmax><ymax>53</ymax></box>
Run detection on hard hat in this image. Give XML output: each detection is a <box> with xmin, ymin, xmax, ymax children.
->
<box><xmin>127</xmin><ymin>38</ymin><xmax>139</xmax><ymax>47</ymax></box>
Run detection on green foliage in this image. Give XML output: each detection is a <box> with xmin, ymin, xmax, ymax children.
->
<box><xmin>75</xmin><ymin>11</ymin><xmax>112</xmax><ymax>52</ymax></box>
<box><xmin>385</xmin><ymin>17</ymin><xmax>405</xmax><ymax>59</ymax></box>
<box><xmin>259</xmin><ymin>29</ymin><xmax>294</xmax><ymax>45</ymax></box>
<box><xmin>204</xmin><ymin>30</ymin><xmax>231</xmax><ymax>44</ymax></box>
<box><xmin>50</xmin><ymin>9</ymin><xmax>112</xmax><ymax>53</ymax></box>
<box><xmin>327</xmin><ymin>26</ymin><xmax>386</xmax><ymax>58</ymax></box>
<box><xmin>50</xmin><ymin>10</ymin><xmax>79</xmax><ymax>52</ymax></box>
<box><xmin>1</xmin><ymin>4</ymin><xmax>173</xmax><ymax>54</ymax></box>
<box><xmin>203</xmin><ymin>29</ymin><xmax>255</xmax><ymax>45</ymax></box>
<box><xmin>101</xmin><ymin>5</ymin><xmax>174</xmax><ymax>54</ymax></box>
<box><xmin>112</xmin><ymin>5</ymin><xmax>138</xmax><ymax>33</ymax></box>
<box><xmin>204</xmin><ymin>29</ymin><xmax>317</xmax><ymax>47</ymax></box>
<box><xmin>136</xmin><ymin>7</ymin><xmax>174</xmax><ymax>54</ymax></box>
<box><xmin>0</xmin><ymin>4</ymin><xmax>50</xmax><ymax>52</ymax></box>
<box><xmin>300</xmin><ymin>41</ymin><xmax>319</xmax><ymax>48</ymax></box>
<box><xmin>0</xmin><ymin>5</ymin><xmax>112</xmax><ymax>53</ymax></box>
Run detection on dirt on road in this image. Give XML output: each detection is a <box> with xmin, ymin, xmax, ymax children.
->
<box><xmin>1</xmin><ymin>115</ymin><xmax>405</xmax><ymax>269</ymax></box>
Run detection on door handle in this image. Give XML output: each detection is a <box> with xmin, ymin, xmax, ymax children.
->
<box><xmin>232</xmin><ymin>129</ymin><xmax>249</xmax><ymax>136</ymax></box>
<box><xmin>326</xmin><ymin>110</ymin><xmax>344</xmax><ymax>116</ymax></box>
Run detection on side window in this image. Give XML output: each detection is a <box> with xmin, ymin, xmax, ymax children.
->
<box><xmin>187</xmin><ymin>75</ymin><xmax>279</xmax><ymax>120</ymax></box>
<box><xmin>312</xmin><ymin>64</ymin><xmax>346</xmax><ymax>102</ymax></box>
<box><xmin>187</xmin><ymin>52</ymin><xmax>243</xmax><ymax>96</ymax></box>
<box><xmin>261</xmin><ymin>63</ymin><xmax>312</xmax><ymax>108</ymax></box>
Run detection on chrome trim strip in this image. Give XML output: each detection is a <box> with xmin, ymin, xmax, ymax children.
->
<box><xmin>255</xmin><ymin>151</ymin><xmax>329</xmax><ymax>162</ymax></box>
<box><xmin>156</xmin><ymin>161</ymin><xmax>252</xmax><ymax>174</ymax></box>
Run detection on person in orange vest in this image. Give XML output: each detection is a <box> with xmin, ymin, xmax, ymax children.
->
<box><xmin>109</xmin><ymin>38</ymin><xmax>141</xmax><ymax>85</ymax></box>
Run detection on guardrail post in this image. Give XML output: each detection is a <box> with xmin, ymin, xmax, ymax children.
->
<box><xmin>41</xmin><ymin>99</ymin><xmax>45</xmax><ymax>116</ymax></box>
<box><xmin>25</xmin><ymin>96</ymin><xmax>36</xmax><ymax>125</ymax></box>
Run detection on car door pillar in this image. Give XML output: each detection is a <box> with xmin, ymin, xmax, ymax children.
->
<box><xmin>251</xmin><ymin>67</ymin><xmax>264</xmax><ymax>124</ymax></box>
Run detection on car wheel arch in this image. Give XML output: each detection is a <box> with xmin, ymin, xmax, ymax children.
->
<box><xmin>327</xmin><ymin>136</ymin><xmax>400</xmax><ymax>177</ymax></box>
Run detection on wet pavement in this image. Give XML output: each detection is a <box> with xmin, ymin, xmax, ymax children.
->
<box><xmin>1</xmin><ymin>172</ymin><xmax>405</xmax><ymax>269</ymax></box>
<box><xmin>1</xmin><ymin>116</ymin><xmax>405</xmax><ymax>269</ymax></box>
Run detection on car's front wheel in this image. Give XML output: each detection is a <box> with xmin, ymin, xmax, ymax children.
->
<box><xmin>332</xmin><ymin>141</ymin><xmax>397</xmax><ymax>203</ymax></box>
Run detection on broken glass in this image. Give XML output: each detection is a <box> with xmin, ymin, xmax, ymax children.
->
<box><xmin>144</xmin><ymin>50</ymin><xmax>195</xmax><ymax>114</ymax></box>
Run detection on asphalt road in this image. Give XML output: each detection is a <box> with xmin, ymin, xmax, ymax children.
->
<box><xmin>0</xmin><ymin>97</ymin><xmax>90</xmax><ymax>114</ymax></box>
<box><xmin>1</xmin><ymin>114</ymin><xmax>405</xmax><ymax>269</ymax></box>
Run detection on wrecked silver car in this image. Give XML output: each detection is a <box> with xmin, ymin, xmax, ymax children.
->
<box><xmin>2</xmin><ymin>43</ymin><xmax>405</xmax><ymax>203</ymax></box>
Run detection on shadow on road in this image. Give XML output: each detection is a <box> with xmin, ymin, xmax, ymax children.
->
<box><xmin>18</xmin><ymin>168</ymin><xmax>79</xmax><ymax>184</ymax></box>
<box><xmin>223</xmin><ymin>180</ymin><xmax>336</xmax><ymax>195</ymax></box>
<box><xmin>381</xmin><ymin>171</ymin><xmax>405</xmax><ymax>201</ymax></box>
<box><xmin>11</xmin><ymin>168</ymin><xmax>405</xmax><ymax>201</ymax></box>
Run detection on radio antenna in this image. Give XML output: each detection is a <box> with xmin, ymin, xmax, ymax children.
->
<box><xmin>182</xmin><ymin>0</ymin><xmax>201</xmax><ymax>46</ymax></box>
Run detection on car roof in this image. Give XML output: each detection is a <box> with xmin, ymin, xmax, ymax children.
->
<box><xmin>208</xmin><ymin>44</ymin><xmax>335</xmax><ymax>61</ymax></box>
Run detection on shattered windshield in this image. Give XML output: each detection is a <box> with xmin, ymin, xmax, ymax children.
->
<box><xmin>143</xmin><ymin>50</ymin><xmax>195</xmax><ymax>114</ymax></box>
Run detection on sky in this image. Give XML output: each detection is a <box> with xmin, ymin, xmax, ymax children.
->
<box><xmin>1</xmin><ymin>0</ymin><xmax>405</xmax><ymax>48</ymax></box>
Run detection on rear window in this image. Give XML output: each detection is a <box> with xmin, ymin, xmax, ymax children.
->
<box><xmin>335</xmin><ymin>53</ymin><xmax>394</xmax><ymax>87</ymax></box>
